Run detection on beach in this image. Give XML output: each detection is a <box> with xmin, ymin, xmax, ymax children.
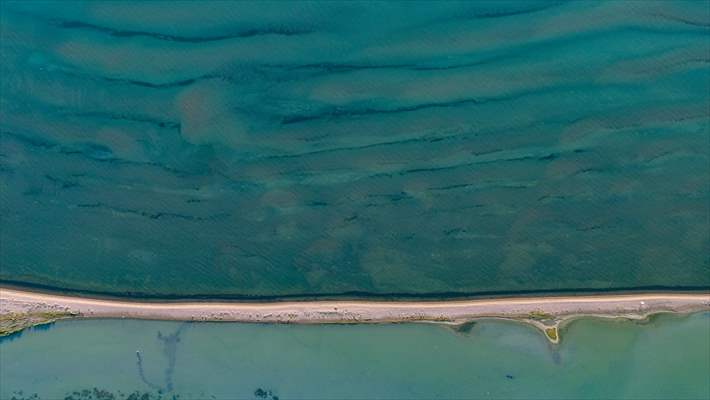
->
<box><xmin>2</xmin><ymin>288</ymin><xmax>708</xmax><ymax>342</ymax></box>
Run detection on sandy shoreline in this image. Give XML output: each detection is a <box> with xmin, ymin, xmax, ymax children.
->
<box><xmin>2</xmin><ymin>288</ymin><xmax>709</xmax><ymax>342</ymax></box>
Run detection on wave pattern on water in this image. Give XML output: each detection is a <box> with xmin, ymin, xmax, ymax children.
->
<box><xmin>0</xmin><ymin>1</ymin><xmax>708</xmax><ymax>297</ymax></box>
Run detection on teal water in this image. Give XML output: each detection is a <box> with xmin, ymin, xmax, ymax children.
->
<box><xmin>1</xmin><ymin>313</ymin><xmax>709</xmax><ymax>399</ymax></box>
<box><xmin>1</xmin><ymin>1</ymin><xmax>709</xmax><ymax>297</ymax></box>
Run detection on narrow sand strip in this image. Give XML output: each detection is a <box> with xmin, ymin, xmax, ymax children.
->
<box><xmin>2</xmin><ymin>288</ymin><xmax>708</xmax><ymax>325</ymax></box>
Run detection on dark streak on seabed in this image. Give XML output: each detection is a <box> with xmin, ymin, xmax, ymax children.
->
<box><xmin>1</xmin><ymin>1</ymin><xmax>709</xmax><ymax>299</ymax></box>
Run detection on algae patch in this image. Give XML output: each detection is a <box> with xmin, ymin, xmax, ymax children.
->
<box><xmin>545</xmin><ymin>327</ymin><xmax>559</xmax><ymax>342</ymax></box>
<box><xmin>528</xmin><ymin>310</ymin><xmax>554</xmax><ymax>321</ymax></box>
<box><xmin>0</xmin><ymin>311</ymin><xmax>76</xmax><ymax>336</ymax></box>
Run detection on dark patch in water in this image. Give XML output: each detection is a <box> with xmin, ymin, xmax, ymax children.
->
<box><xmin>0</xmin><ymin>321</ymin><xmax>57</xmax><ymax>343</ymax></box>
<box><xmin>29</xmin><ymin>322</ymin><xmax>56</xmax><ymax>332</ymax></box>
<box><xmin>135</xmin><ymin>351</ymin><xmax>162</xmax><ymax>392</ymax></box>
<box><xmin>453</xmin><ymin>321</ymin><xmax>477</xmax><ymax>335</ymax></box>
<box><xmin>9</xmin><ymin>387</ymin><xmax>182</xmax><ymax>400</ymax></box>
<box><xmin>52</xmin><ymin>18</ymin><xmax>313</xmax><ymax>43</ymax></box>
<box><xmin>158</xmin><ymin>324</ymin><xmax>189</xmax><ymax>392</ymax></box>
<box><xmin>0</xmin><ymin>330</ymin><xmax>25</xmax><ymax>342</ymax></box>
<box><xmin>135</xmin><ymin>323</ymin><xmax>189</xmax><ymax>393</ymax></box>
<box><xmin>254</xmin><ymin>388</ymin><xmax>280</xmax><ymax>400</ymax></box>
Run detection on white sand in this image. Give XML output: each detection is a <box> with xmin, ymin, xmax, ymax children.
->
<box><xmin>2</xmin><ymin>288</ymin><xmax>708</xmax><ymax>325</ymax></box>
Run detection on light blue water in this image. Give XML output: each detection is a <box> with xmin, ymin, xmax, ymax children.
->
<box><xmin>0</xmin><ymin>1</ymin><xmax>708</xmax><ymax>298</ymax></box>
<box><xmin>1</xmin><ymin>313</ymin><xmax>709</xmax><ymax>399</ymax></box>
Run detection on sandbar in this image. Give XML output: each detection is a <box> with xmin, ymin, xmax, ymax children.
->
<box><xmin>2</xmin><ymin>288</ymin><xmax>708</xmax><ymax>342</ymax></box>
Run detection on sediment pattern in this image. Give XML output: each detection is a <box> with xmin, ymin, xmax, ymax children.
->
<box><xmin>1</xmin><ymin>1</ymin><xmax>708</xmax><ymax>297</ymax></box>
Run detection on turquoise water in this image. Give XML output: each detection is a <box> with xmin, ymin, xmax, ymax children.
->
<box><xmin>1</xmin><ymin>313</ymin><xmax>709</xmax><ymax>399</ymax></box>
<box><xmin>1</xmin><ymin>1</ymin><xmax>709</xmax><ymax>297</ymax></box>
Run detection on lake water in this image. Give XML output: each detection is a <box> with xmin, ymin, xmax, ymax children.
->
<box><xmin>1</xmin><ymin>1</ymin><xmax>709</xmax><ymax>298</ymax></box>
<box><xmin>1</xmin><ymin>312</ymin><xmax>708</xmax><ymax>399</ymax></box>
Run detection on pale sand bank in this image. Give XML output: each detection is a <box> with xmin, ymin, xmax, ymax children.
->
<box><xmin>2</xmin><ymin>288</ymin><xmax>708</xmax><ymax>342</ymax></box>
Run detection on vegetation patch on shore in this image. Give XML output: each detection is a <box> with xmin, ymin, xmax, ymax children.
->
<box><xmin>528</xmin><ymin>310</ymin><xmax>554</xmax><ymax>321</ymax></box>
<box><xmin>545</xmin><ymin>327</ymin><xmax>559</xmax><ymax>342</ymax></box>
<box><xmin>0</xmin><ymin>311</ymin><xmax>76</xmax><ymax>337</ymax></box>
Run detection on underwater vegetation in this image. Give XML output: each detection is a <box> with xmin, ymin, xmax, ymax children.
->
<box><xmin>0</xmin><ymin>1</ymin><xmax>708</xmax><ymax>298</ymax></box>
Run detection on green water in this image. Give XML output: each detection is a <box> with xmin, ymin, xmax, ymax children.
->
<box><xmin>1</xmin><ymin>1</ymin><xmax>709</xmax><ymax>298</ymax></box>
<box><xmin>1</xmin><ymin>313</ymin><xmax>708</xmax><ymax>399</ymax></box>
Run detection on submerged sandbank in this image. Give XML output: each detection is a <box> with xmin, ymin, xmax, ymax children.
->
<box><xmin>1</xmin><ymin>288</ymin><xmax>708</xmax><ymax>342</ymax></box>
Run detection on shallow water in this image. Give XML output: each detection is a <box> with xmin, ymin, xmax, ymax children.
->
<box><xmin>1</xmin><ymin>312</ymin><xmax>708</xmax><ymax>399</ymax></box>
<box><xmin>1</xmin><ymin>1</ymin><xmax>708</xmax><ymax>298</ymax></box>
